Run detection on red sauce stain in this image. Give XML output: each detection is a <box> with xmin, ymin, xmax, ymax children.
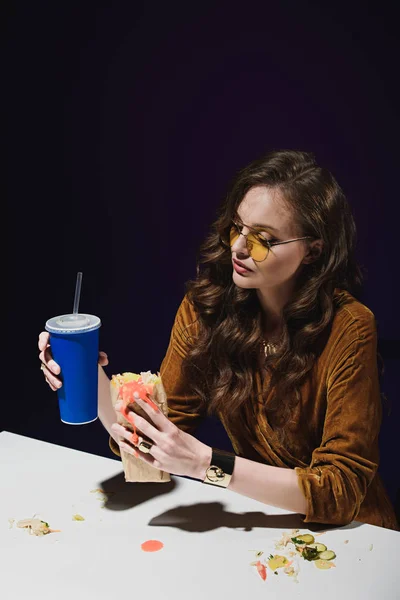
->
<box><xmin>141</xmin><ymin>540</ymin><xmax>164</xmax><ymax>552</ymax></box>
<box><xmin>119</xmin><ymin>381</ymin><xmax>159</xmax><ymax>412</ymax></box>
<box><xmin>117</xmin><ymin>380</ymin><xmax>160</xmax><ymax>444</ymax></box>
<box><xmin>116</xmin><ymin>379</ymin><xmax>160</xmax><ymax>456</ymax></box>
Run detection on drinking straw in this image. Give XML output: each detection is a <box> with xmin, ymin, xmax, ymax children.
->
<box><xmin>73</xmin><ymin>272</ymin><xmax>83</xmax><ymax>314</ymax></box>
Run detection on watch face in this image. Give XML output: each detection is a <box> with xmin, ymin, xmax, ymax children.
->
<box><xmin>206</xmin><ymin>465</ymin><xmax>226</xmax><ymax>483</ymax></box>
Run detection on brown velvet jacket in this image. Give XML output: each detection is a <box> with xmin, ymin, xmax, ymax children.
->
<box><xmin>110</xmin><ymin>288</ymin><xmax>398</xmax><ymax>531</ymax></box>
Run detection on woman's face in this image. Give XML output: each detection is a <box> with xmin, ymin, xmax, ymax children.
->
<box><xmin>231</xmin><ymin>186</ymin><xmax>312</xmax><ymax>291</ymax></box>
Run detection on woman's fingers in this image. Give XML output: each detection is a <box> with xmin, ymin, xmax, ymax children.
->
<box><xmin>40</xmin><ymin>353</ymin><xmax>60</xmax><ymax>375</ymax></box>
<box><xmin>38</xmin><ymin>331</ymin><xmax>50</xmax><ymax>352</ymax></box>
<box><xmin>134</xmin><ymin>396</ymin><xmax>172</xmax><ymax>432</ymax></box>
<box><xmin>38</xmin><ymin>331</ymin><xmax>61</xmax><ymax>390</ymax></box>
<box><xmin>113</xmin><ymin>427</ymin><xmax>161</xmax><ymax>468</ymax></box>
<box><xmin>112</xmin><ymin>412</ymin><xmax>162</xmax><ymax>445</ymax></box>
<box><xmin>98</xmin><ymin>351</ymin><xmax>109</xmax><ymax>366</ymax></box>
<box><xmin>44</xmin><ymin>375</ymin><xmax>59</xmax><ymax>392</ymax></box>
<box><xmin>38</xmin><ymin>330</ymin><xmax>109</xmax><ymax>393</ymax></box>
<box><xmin>40</xmin><ymin>362</ymin><xmax>62</xmax><ymax>390</ymax></box>
<box><xmin>38</xmin><ymin>332</ymin><xmax>60</xmax><ymax>374</ymax></box>
<box><xmin>118</xmin><ymin>439</ymin><xmax>156</xmax><ymax>466</ymax></box>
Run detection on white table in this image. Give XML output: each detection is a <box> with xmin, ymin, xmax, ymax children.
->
<box><xmin>0</xmin><ymin>431</ymin><xmax>398</xmax><ymax>599</ymax></box>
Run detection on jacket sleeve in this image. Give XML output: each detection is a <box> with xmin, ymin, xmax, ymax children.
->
<box><xmin>294</xmin><ymin>311</ymin><xmax>382</xmax><ymax>526</ymax></box>
<box><xmin>109</xmin><ymin>294</ymin><xmax>205</xmax><ymax>457</ymax></box>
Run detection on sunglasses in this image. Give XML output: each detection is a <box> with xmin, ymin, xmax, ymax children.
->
<box><xmin>229</xmin><ymin>220</ymin><xmax>313</xmax><ymax>262</ymax></box>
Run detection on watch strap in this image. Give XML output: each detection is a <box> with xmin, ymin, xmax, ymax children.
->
<box><xmin>203</xmin><ymin>448</ymin><xmax>235</xmax><ymax>488</ymax></box>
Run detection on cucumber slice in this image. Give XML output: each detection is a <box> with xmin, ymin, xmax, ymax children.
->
<box><xmin>308</xmin><ymin>543</ymin><xmax>327</xmax><ymax>552</ymax></box>
<box><xmin>318</xmin><ymin>550</ymin><xmax>336</xmax><ymax>561</ymax></box>
<box><xmin>296</xmin><ymin>534</ymin><xmax>315</xmax><ymax>544</ymax></box>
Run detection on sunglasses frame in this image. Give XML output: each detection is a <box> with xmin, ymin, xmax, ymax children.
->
<box><xmin>229</xmin><ymin>219</ymin><xmax>314</xmax><ymax>262</ymax></box>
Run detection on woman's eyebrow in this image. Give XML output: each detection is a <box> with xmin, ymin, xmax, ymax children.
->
<box><xmin>235</xmin><ymin>215</ymin><xmax>280</xmax><ymax>233</ymax></box>
<box><xmin>251</xmin><ymin>222</ymin><xmax>280</xmax><ymax>233</ymax></box>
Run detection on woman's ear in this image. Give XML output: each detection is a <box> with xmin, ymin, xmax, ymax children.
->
<box><xmin>302</xmin><ymin>239</ymin><xmax>324</xmax><ymax>265</ymax></box>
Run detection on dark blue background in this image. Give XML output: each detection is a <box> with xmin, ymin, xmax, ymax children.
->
<box><xmin>6</xmin><ymin>2</ymin><xmax>399</xmax><ymax>516</ymax></box>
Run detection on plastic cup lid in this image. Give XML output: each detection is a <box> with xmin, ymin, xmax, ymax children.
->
<box><xmin>45</xmin><ymin>313</ymin><xmax>101</xmax><ymax>334</ymax></box>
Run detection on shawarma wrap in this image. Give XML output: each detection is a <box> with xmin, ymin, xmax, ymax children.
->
<box><xmin>110</xmin><ymin>371</ymin><xmax>171</xmax><ymax>483</ymax></box>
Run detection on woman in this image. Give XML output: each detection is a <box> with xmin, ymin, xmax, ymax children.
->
<box><xmin>38</xmin><ymin>149</ymin><xmax>398</xmax><ymax>530</ymax></box>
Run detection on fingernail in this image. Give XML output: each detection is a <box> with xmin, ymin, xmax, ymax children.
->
<box><xmin>51</xmin><ymin>363</ymin><xmax>59</xmax><ymax>374</ymax></box>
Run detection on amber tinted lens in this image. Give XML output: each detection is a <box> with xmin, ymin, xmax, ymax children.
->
<box><xmin>247</xmin><ymin>233</ymin><xmax>269</xmax><ymax>261</ymax></box>
<box><xmin>229</xmin><ymin>225</ymin><xmax>269</xmax><ymax>261</ymax></box>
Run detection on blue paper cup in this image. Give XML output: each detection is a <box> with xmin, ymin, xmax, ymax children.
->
<box><xmin>45</xmin><ymin>313</ymin><xmax>101</xmax><ymax>425</ymax></box>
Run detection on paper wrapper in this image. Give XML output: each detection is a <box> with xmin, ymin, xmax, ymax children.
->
<box><xmin>110</xmin><ymin>371</ymin><xmax>171</xmax><ymax>483</ymax></box>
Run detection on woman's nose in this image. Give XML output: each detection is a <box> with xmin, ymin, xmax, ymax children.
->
<box><xmin>231</xmin><ymin>232</ymin><xmax>249</xmax><ymax>257</ymax></box>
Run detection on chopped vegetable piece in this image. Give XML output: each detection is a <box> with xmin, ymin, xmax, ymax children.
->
<box><xmin>318</xmin><ymin>550</ymin><xmax>336</xmax><ymax>561</ymax></box>
<box><xmin>255</xmin><ymin>561</ymin><xmax>267</xmax><ymax>581</ymax></box>
<box><xmin>16</xmin><ymin>518</ymin><xmax>60</xmax><ymax>536</ymax></box>
<box><xmin>294</xmin><ymin>534</ymin><xmax>315</xmax><ymax>544</ymax></box>
<box><xmin>291</xmin><ymin>536</ymin><xmax>306</xmax><ymax>545</ymax></box>
<box><xmin>267</xmin><ymin>555</ymin><xmax>290</xmax><ymax>570</ymax></box>
<box><xmin>308</xmin><ymin>543</ymin><xmax>327</xmax><ymax>552</ymax></box>
<box><xmin>302</xmin><ymin>546</ymin><xmax>320</xmax><ymax>561</ymax></box>
<box><xmin>284</xmin><ymin>561</ymin><xmax>299</xmax><ymax>581</ymax></box>
<box><xmin>315</xmin><ymin>559</ymin><xmax>336</xmax><ymax>570</ymax></box>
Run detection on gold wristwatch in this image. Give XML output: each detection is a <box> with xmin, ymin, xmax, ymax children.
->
<box><xmin>203</xmin><ymin>448</ymin><xmax>236</xmax><ymax>488</ymax></box>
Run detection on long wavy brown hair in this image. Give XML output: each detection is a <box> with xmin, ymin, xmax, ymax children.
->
<box><xmin>181</xmin><ymin>149</ymin><xmax>383</xmax><ymax>444</ymax></box>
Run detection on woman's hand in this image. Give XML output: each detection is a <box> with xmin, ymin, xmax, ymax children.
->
<box><xmin>111</xmin><ymin>396</ymin><xmax>212</xmax><ymax>481</ymax></box>
<box><xmin>38</xmin><ymin>331</ymin><xmax>109</xmax><ymax>391</ymax></box>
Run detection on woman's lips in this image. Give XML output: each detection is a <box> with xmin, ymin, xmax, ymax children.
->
<box><xmin>233</xmin><ymin>259</ymin><xmax>253</xmax><ymax>274</ymax></box>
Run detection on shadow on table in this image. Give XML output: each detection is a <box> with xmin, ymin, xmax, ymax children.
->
<box><xmin>99</xmin><ymin>471</ymin><xmax>177</xmax><ymax>510</ymax></box>
<box><xmin>99</xmin><ymin>472</ymin><xmax>363</xmax><ymax>534</ymax></box>
<box><xmin>148</xmin><ymin>501</ymin><xmax>364</xmax><ymax>533</ymax></box>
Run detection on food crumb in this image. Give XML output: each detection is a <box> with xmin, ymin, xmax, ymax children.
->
<box><xmin>72</xmin><ymin>514</ymin><xmax>85</xmax><ymax>521</ymax></box>
<box><xmin>368</xmin><ymin>544</ymin><xmax>373</xmax><ymax>551</ymax></box>
<box><xmin>8</xmin><ymin>518</ymin><xmax>15</xmax><ymax>529</ymax></box>
<box><xmin>344</xmin><ymin>540</ymin><xmax>349</xmax><ymax>544</ymax></box>
<box><xmin>16</xmin><ymin>518</ymin><xmax>60</xmax><ymax>536</ymax></box>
